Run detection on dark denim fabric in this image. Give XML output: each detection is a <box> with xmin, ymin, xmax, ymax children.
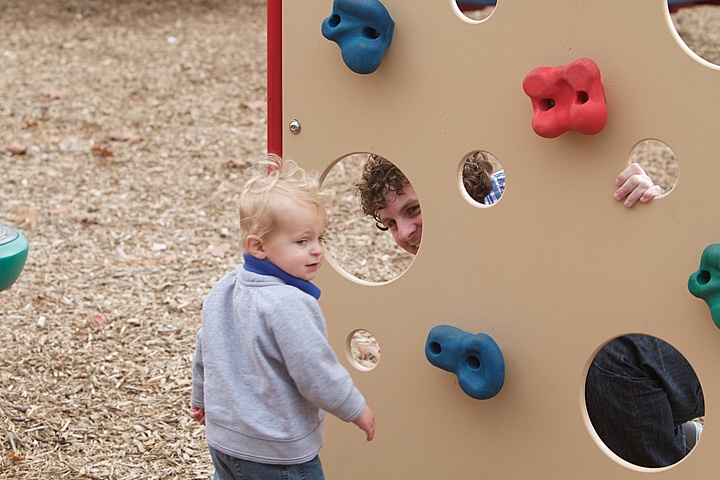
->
<box><xmin>585</xmin><ymin>334</ymin><xmax>704</xmax><ymax>468</ymax></box>
<box><xmin>209</xmin><ymin>447</ymin><xmax>325</xmax><ymax>480</ymax></box>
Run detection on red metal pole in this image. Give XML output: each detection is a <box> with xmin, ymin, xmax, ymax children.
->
<box><xmin>267</xmin><ymin>0</ymin><xmax>282</xmax><ymax>156</ymax></box>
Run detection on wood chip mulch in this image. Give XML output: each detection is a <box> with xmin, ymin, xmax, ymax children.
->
<box><xmin>1</xmin><ymin>1</ymin><xmax>718</xmax><ymax>478</ymax></box>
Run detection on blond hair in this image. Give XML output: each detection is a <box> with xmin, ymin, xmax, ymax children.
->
<box><xmin>239</xmin><ymin>154</ymin><xmax>332</xmax><ymax>246</ymax></box>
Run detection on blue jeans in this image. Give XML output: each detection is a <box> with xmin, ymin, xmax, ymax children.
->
<box><xmin>209</xmin><ymin>447</ymin><xmax>325</xmax><ymax>480</ymax></box>
<box><xmin>585</xmin><ymin>334</ymin><xmax>704</xmax><ymax>468</ymax></box>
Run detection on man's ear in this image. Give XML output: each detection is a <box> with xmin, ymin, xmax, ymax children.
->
<box><xmin>245</xmin><ymin>235</ymin><xmax>266</xmax><ymax>259</ymax></box>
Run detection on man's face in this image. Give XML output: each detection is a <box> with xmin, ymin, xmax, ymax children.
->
<box><xmin>378</xmin><ymin>182</ymin><xmax>422</xmax><ymax>255</ymax></box>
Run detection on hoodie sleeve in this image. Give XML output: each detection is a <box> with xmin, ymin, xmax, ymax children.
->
<box><xmin>266</xmin><ymin>288</ymin><xmax>366</xmax><ymax>422</ymax></box>
<box><xmin>190</xmin><ymin>327</ymin><xmax>205</xmax><ymax>409</ymax></box>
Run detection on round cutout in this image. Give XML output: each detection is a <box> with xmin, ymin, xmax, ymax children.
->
<box><xmin>454</xmin><ymin>0</ymin><xmax>496</xmax><ymax>22</ymax></box>
<box><xmin>584</xmin><ymin>334</ymin><xmax>704</xmax><ymax>469</ymax></box>
<box><xmin>322</xmin><ymin>153</ymin><xmax>417</xmax><ymax>284</ymax></box>
<box><xmin>347</xmin><ymin>329</ymin><xmax>381</xmax><ymax>371</ymax></box>
<box><xmin>669</xmin><ymin>4</ymin><xmax>720</xmax><ymax>67</ymax></box>
<box><xmin>459</xmin><ymin>150</ymin><xmax>506</xmax><ymax>206</ymax></box>
<box><xmin>628</xmin><ymin>139</ymin><xmax>679</xmax><ymax>196</ymax></box>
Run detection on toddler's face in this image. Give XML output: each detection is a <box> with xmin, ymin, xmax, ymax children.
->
<box><xmin>261</xmin><ymin>199</ymin><xmax>326</xmax><ymax>281</ymax></box>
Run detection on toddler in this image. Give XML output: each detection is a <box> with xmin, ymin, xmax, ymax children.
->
<box><xmin>190</xmin><ymin>155</ymin><xmax>375</xmax><ymax>480</ymax></box>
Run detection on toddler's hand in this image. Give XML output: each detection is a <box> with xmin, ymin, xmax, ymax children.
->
<box><xmin>353</xmin><ymin>405</ymin><xmax>375</xmax><ymax>441</ymax></box>
<box><xmin>189</xmin><ymin>405</ymin><xmax>206</xmax><ymax>425</ymax></box>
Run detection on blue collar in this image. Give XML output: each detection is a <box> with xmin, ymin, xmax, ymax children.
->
<box><xmin>242</xmin><ymin>253</ymin><xmax>321</xmax><ymax>300</ymax></box>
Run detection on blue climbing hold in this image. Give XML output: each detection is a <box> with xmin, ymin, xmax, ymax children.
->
<box><xmin>321</xmin><ymin>0</ymin><xmax>395</xmax><ymax>75</ymax></box>
<box><xmin>425</xmin><ymin>325</ymin><xmax>505</xmax><ymax>400</ymax></box>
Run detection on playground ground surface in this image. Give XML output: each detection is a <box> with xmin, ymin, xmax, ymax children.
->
<box><xmin>1</xmin><ymin>1</ymin><xmax>719</xmax><ymax>478</ymax></box>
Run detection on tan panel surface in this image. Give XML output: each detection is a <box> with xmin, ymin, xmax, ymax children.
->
<box><xmin>282</xmin><ymin>0</ymin><xmax>720</xmax><ymax>477</ymax></box>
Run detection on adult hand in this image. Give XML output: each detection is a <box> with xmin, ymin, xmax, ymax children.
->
<box><xmin>614</xmin><ymin>163</ymin><xmax>662</xmax><ymax>207</ymax></box>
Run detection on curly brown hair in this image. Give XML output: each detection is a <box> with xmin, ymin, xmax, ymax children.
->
<box><xmin>355</xmin><ymin>154</ymin><xmax>408</xmax><ymax>227</ymax></box>
<box><xmin>462</xmin><ymin>151</ymin><xmax>494</xmax><ymax>204</ymax></box>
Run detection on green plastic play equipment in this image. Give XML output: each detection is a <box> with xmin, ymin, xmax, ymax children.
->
<box><xmin>0</xmin><ymin>226</ymin><xmax>29</xmax><ymax>292</ymax></box>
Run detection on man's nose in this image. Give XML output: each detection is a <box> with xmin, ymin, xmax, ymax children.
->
<box><xmin>396</xmin><ymin>219</ymin><xmax>416</xmax><ymax>241</ymax></box>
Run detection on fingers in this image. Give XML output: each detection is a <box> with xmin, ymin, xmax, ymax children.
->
<box><xmin>614</xmin><ymin>163</ymin><xmax>660</xmax><ymax>208</ymax></box>
<box><xmin>615</xmin><ymin>162</ymin><xmax>644</xmax><ymax>186</ymax></box>
<box><xmin>363</xmin><ymin>422</ymin><xmax>375</xmax><ymax>441</ymax></box>
<box><xmin>189</xmin><ymin>406</ymin><xmax>206</xmax><ymax>425</ymax></box>
<box><xmin>619</xmin><ymin>183</ymin><xmax>647</xmax><ymax>207</ymax></box>
<box><xmin>365</xmin><ymin>417</ymin><xmax>376</xmax><ymax>441</ymax></box>
<box><xmin>639</xmin><ymin>184</ymin><xmax>662</xmax><ymax>204</ymax></box>
<box><xmin>354</xmin><ymin>406</ymin><xmax>376</xmax><ymax>441</ymax></box>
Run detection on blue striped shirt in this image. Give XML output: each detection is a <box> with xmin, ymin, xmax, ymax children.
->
<box><xmin>484</xmin><ymin>169</ymin><xmax>506</xmax><ymax>205</ymax></box>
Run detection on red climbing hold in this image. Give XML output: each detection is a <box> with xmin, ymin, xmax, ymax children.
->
<box><xmin>522</xmin><ymin>58</ymin><xmax>608</xmax><ymax>138</ymax></box>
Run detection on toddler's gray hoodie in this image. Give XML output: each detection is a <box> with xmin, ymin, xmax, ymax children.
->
<box><xmin>191</xmin><ymin>268</ymin><xmax>366</xmax><ymax>464</ymax></box>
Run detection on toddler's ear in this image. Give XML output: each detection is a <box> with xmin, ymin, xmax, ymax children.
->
<box><xmin>245</xmin><ymin>235</ymin><xmax>266</xmax><ymax>259</ymax></box>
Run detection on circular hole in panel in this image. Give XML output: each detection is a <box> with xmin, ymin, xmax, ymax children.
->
<box><xmin>322</xmin><ymin>153</ymin><xmax>416</xmax><ymax>284</ymax></box>
<box><xmin>347</xmin><ymin>329</ymin><xmax>381</xmax><ymax>371</ymax></box>
<box><xmin>584</xmin><ymin>334</ymin><xmax>705</xmax><ymax>469</ymax></box>
<box><xmin>454</xmin><ymin>0</ymin><xmax>496</xmax><ymax>22</ymax></box>
<box><xmin>459</xmin><ymin>150</ymin><xmax>506</xmax><ymax>206</ymax></box>
<box><xmin>628</xmin><ymin>139</ymin><xmax>679</xmax><ymax>196</ymax></box>
<box><xmin>668</xmin><ymin>3</ymin><xmax>720</xmax><ymax>67</ymax></box>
